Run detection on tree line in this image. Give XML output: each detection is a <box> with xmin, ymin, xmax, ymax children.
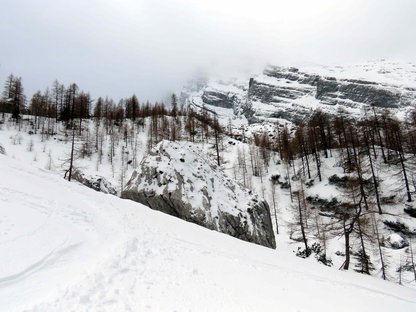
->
<box><xmin>267</xmin><ymin>107</ymin><xmax>416</xmax><ymax>279</ymax></box>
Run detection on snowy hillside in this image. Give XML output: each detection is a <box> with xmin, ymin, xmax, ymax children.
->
<box><xmin>1</xmin><ymin>153</ymin><xmax>416</xmax><ymax>311</ymax></box>
<box><xmin>302</xmin><ymin>60</ymin><xmax>416</xmax><ymax>88</ymax></box>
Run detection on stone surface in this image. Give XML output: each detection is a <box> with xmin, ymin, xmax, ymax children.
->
<box><xmin>122</xmin><ymin>140</ymin><xmax>276</xmax><ymax>249</ymax></box>
<box><xmin>72</xmin><ymin>170</ymin><xmax>117</xmax><ymax>195</ymax></box>
<box><xmin>183</xmin><ymin>62</ymin><xmax>416</xmax><ymax>125</ymax></box>
<box><xmin>385</xmin><ymin>233</ymin><xmax>408</xmax><ymax>249</ymax></box>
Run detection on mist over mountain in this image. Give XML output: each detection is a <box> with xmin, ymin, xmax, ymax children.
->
<box><xmin>1</xmin><ymin>0</ymin><xmax>416</xmax><ymax>102</ymax></box>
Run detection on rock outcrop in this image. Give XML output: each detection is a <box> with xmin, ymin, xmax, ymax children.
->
<box><xmin>72</xmin><ymin>170</ymin><xmax>117</xmax><ymax>195</ymax></box>
<box><xmin>122</xmin><ymin>140</ymin><xmax>276</xmax><ymax>249</ymax></box>
<box><xmin>183</xmin><ymin>61</ymin><xmax>416</xmax><ymax>125</ymax></box>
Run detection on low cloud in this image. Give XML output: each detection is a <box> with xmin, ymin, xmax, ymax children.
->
<box><xmin>1</xmin><ymin>0</ymin><xmax>415</xmax><ymax>102</ymax></box>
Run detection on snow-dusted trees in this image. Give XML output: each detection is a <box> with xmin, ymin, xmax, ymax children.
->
<box><xmin>293</xmin><ymin>178</ymin><xmax>310</xmax><ymax>254</ymax></box>
<box><xmin>125</xmin><ymin>95</ymin><xmax>139</xmax><ymax>121</ymax></box>
<box><xmin>278</xmin><ymin>125</ymin><xmax>294</xmax><ymax>201</ymax></box>
<box><xmin>52</xmin><ymin>80</ymin><xmax>64</xmax><ymax>122</ymax></box>
<box><xmin>170</xmin><ymin>93</ymin><xmax>178</xmax><ymax>120</ymax></box>
<box><xmin>1</xmin><ymin>74</ymin><xmax>26</xmax><ymax>121</ymax></box>
<box><xmin>184</xmin><ymin>106</ymin><xmax>197</xmax><ymax>142</ymax></box>
<box><xmin>29</xmin><ymin>90</ymin><xmax>56</xmax><ymax>136</ymax></box>
<box><xmin>212</xmin><ymin>114</ymin><xmax>222</xmax><ymax>166</ymax></box>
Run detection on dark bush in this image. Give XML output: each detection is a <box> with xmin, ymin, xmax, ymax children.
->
<box><xmin>305</xmin><ymin>179</ymin><xmax>314</xmax><ymax>188</ymax></box>
<box><xmin>404</xmin><ymin>206</ymin><xmax>416</xmax><ymax>218</ymax></box>
<box><xmin>383</xmin><ymin>220</ymin><xmax>416</xmax><ymax>236</ymax></box>
<box><xmin>270</xmin><ymin>174</ymin><xmax>280</xmax><ymax>185</ymax></box>
<box><xmin>296</xmin><ymin>243</ymin><xmax>332</xmax><ymax>266</ymax></box>
<box><xmin>306</xmin><ymin>195</ymin><xmax>340</xmax><ymax>212</ymax></box>
<box><xmin>328</xmin><ymin>175</ymin><xmax>348</xmax><ymax>188</ymax></box>
<box><xmin>381</xmin><ymin>195</ymin><xmax>396</xmax><ymax>204</ymax></box>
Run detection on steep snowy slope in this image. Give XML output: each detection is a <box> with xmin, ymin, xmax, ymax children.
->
<box><xmin>1</xmin><ymin>153</ymin><xmax>416</xmax><ymax>311</ymax></box>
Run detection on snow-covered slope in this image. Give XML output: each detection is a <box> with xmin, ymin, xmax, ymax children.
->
<box><xmin>1</xmin><ymin>151</ymin><xmax>416</xmax><ymax>311</ymax></box>
<box><xmin>302</xmin><ymin>60</ymin><xmax>416</xmax><ymax>88</ymax></box>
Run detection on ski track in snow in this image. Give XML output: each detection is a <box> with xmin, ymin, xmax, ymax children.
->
<box><xmin>0</xmin><ymin>239</ymin><xmax>80</xmax><ymax>286</ymax></box>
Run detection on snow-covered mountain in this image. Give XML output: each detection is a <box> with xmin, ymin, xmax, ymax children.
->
<box><xmin>183</xmin><ymin>60</ymin><xmax>416</xmax><ymax>126</ymax></box>
<box><xmin>1</xmin><ymin>152</ymin><xmax>416</xmax><ymax>311</ymax></box>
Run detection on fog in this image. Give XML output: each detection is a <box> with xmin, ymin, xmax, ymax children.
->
<box><xmin>1</xmin><ymin>0</ymin><xmax>415</xmax><ymax>102</ymax></box>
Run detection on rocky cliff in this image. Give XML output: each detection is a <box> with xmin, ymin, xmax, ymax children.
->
<box><xmin>183</xmin><ymin>61</ymin><xmax>416</xmax><ymax>125</ymax></box>
<box><xmin>121</xmin><ymin>140</ymin><xmax>276</xmax><ymax>249</ymax></box>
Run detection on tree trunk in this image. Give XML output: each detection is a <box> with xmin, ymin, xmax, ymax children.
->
<box><xmin>68</xmin><ymin>123</ymin><xmax>76</xmax><ymax>181</ymax></box>
<box><xmin>343</xmin><ymin>220</ymin><xmax>351</xmax><ymax>270</ymax></box>
<box><xmin>364</xmin><ymin>132</ymin><xmax>383</xmax><ymax>214</ymax></box>
<box><xmin>296</xmin><ymin>191</ymin><xmax>309</xmax><ymax>252</ymax></box>
<box><xmin>373</xmin><ymin>214</ymin><xmax>386</xmax><ymax>280</ymax></box>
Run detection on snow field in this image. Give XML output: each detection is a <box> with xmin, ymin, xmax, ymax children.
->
<box><xmin>1</xmin><ymin>154</ymin><xmax>416</xmax><ymax>311</ymax></box>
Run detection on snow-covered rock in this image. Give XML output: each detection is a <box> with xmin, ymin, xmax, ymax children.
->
<box><xmin>72</xmin><ymin>169</ymin><xmax>117</xmax><ymax>195</ymax></box>
<box><xmin>122</xmin><ymin>140</ymin><xmax>276</xmax><ymax>248</ymax></box>
<box><xmin>0</xmin><ymin>144</ymin><xmax>5</xmax><ymax>155</ymax></box>
<box><xmin>183</xmin><ymin>60</ymin><xmax>416</xmax><ymax>125</ymax></box>
<box><xmin>385</xmin><ymin>233</ymin><xmax>408</xmax><ymax>249</ymax></box>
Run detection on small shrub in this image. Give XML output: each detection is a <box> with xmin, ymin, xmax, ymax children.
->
<box><xmin>296</xmin><ymin>243</ymin><xmax>333</xmax><ymax>266</ymax></box>
<box><xmin>305</xmin><ymin>179</ymin><xmax>314</xmax><ymax>188</ymax></box>
<box><xmin>296</xmin><ymin>246</ymin><xmax>312</xmax><ymax>258</ymax></box>
<box><xmin>328</xmin><ymin>175</ymin><xmax>348</xmax><ymax>188</ymax></box>
<box><xmin>280</xmin><ymin>181</ymin><xmax>290</xmax><ymax>189</ymax></box>
<box><xmin>404</xmin><ymin>206</ymin><xmax>416</xmax><ymax>218</ymax></box>
<box><xmin>381</xmin><ymin>195</ymin><xmax>396</xmax><ymax>204</ymax></box>
<box><xmin>383</xmin><ymin>220</ymin><xmax>415</xmax><ymax>236</ymax></box>
<box><xmin>306</xmin><ymin>195</ymin><xmax>340</xmax><ymax>212</ymax></box>
<box><xmin>270</xmin><ymin>174</ymin><xmax>280</xmax><ymax>185</ymax></box>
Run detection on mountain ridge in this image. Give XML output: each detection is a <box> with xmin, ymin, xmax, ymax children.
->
<box><xmin>182</xmin><ymin>60</ymin><xmax>416</xmax><ymax>126</ymax></box>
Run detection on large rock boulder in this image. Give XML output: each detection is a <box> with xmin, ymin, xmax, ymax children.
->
<box><xmin>72</xmin><ymin>169</ymin><xmax>117</xmax><ymax>195</ymax></box>
<box><xmin>122</xmin><ymin>140</ymin><xmax>276</xmax><ymax>249</ymax></box>
<box><xmin>385</xmin><ymin>233</ymin><xmax>408</xmax><ymax>249</ymax></box>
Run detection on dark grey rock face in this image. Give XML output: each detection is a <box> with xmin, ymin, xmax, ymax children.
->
<box><xmin>252</xmin><ymin>67</ymin><xmax>414</xmax><ymax>114</ymax></box>
<box><xmin>0</xmin><ymin>144</ymin><xmax>5</xmax><ymax>155</ymax></box>
<box><xmin>201</xmin><ymin>90</ymin><xmax>236</xmax><ymax>109</ymax></box>
<box><xmin>249</xmin><ymin>80</ymin><xmax>312</xmax><ymax>103</ymax></box>
<box><xmin>122</xmin><ymin>140</ymin><xmax>276</xmax><ymax>249</ymax></box>
<box><xmin>72</xmin><ymin>170</ymin><xmax>117</xmax><ymax>195</ymax></box>
<box><xmin>316</xmin><ymin>77</ymin><xmax>402</xmax><ymax>108</ymax></box>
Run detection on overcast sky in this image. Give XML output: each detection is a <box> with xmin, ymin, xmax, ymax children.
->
<box><xmin>1</xmin><ymin>0</ymin><xmax>415</xmax><ymax>102</ymax></box>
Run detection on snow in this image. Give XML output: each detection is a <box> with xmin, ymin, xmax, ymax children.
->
<box><xmin>255</xmin><ymin>73</ymin><xmax>315</xmax><ymax>92</ymax></box>
<box><xmin>1</xmin><ymin>108</ymin><xmax>416</xmax><ymax>310</ymax></box>
<box><xmin>1</xmin><ymin>153</ymin><xmax>416</xmax><ymax>311</ymax></box>
<box><xmin>302</xmin><ymin>60</ymin><xmax>416</xmax><ymax>89</ymax></box>
<box><xmin>0</xmin><ymin>118</ymin><xmax>415</xmax><ymax>311</ymax></box>
<box><xmin>386</xmin><ymin>234</ymin><xmax>407</xmax><ymax>249</ymax></box>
